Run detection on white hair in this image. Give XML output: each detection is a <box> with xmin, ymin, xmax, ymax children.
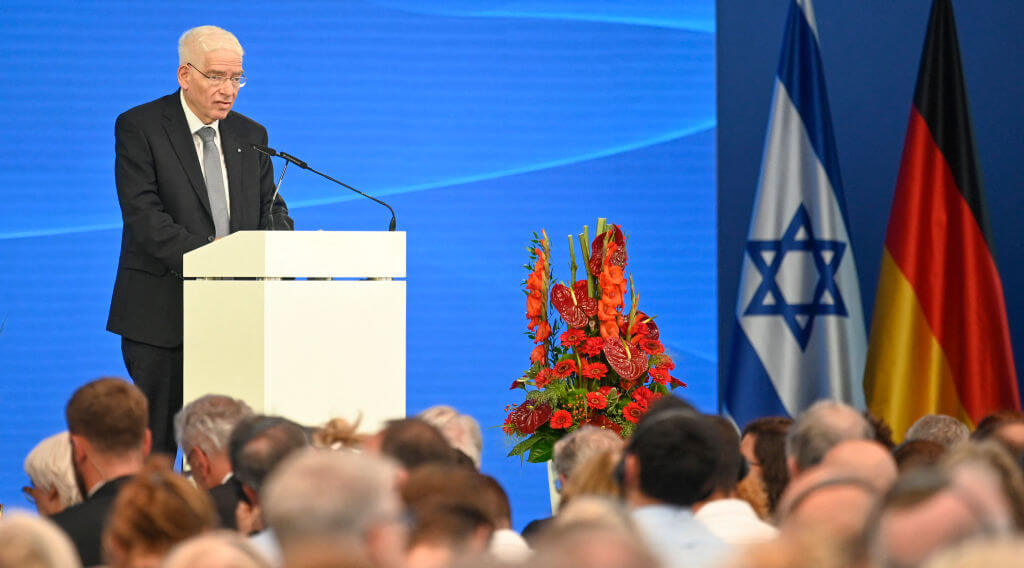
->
<box><xmin>174</xmin><ymin>394</ymin><xmax>253</xmax><ymax>456</ymax></box>
<box><xmin>0</xmin><ymin>512</ymin><xmax>82</xmax><ymax>568</ymax></box>
<box><xmin>552</xmin><ymin>425</ymin><xmax>624</xmax><ymax>479</ymax></box>
<box><xmin>178</xmin><ymin>26</ymin><xmax>244</xmax><ymax>67</ymax></box>
<box><xmin>163</xmin><ymin>530</ymin><xmax>271</xmax><ymax>568</ymax></box>
<box><xmin>263</xmin><ymin>448</ymin><xmax>402</xmax><ymax>549</ymax></box>
<box><xmin>23</xmin><ymin>431</ymin><xmax>82</xmax><ymax>509</ymax></box>
<box><xmin>418</xmin><ymin>405</ymin><xmax>484</xmax><ymax>468</ymax></box>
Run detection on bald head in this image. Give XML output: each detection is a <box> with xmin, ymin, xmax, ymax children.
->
<box><xmin>776</xmin><ymin>466</ymin><xmax>878</xmax><ymax>546</ymax></box>
<box><xmin>821</xmin><ymin>440</ymin><xmax>898</xmax><ymax>493</ymax></box>
<box><xmin>787</xmin><ymin>401</ymin><xmax>873</xmax><ymax>475</ymax></box>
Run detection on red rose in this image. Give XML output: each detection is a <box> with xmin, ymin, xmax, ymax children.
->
<box><xmin>623</xmin><ymin>401</ymin><xmax>647</xmax><ymax>424</ymax></box>
<box><xmin>560</xmin><ymin>329</ymin><xmax>587</xmax><ymax>347</ymax></box>
<box><xmin>535</xmin><ymin>368</ymin><xmax>553</xmax><ymax>388</ymax></box>
<box><xmin>581</xmin><ymin>361</ymin><xmax>608</xmax><ymax>380</ymax></box>
<box><xmin>509</xmin><ymin>401</ymin><xmax>553</xmax><ymax>434</ymax></box>
<box><xmin>530</xmin><ymin>344</ymin><xmax>546</xmax><ymax>364</ymax></box>
<box><xmin>535</xmin><ymin>321</ymin><xmax>552</xmax><ymax>344</ymax></box>
<box><xmin>640</xmin><ymin>339</ymin><xmax>664</xmax><ymax>354</ymax></box>
<box><xmin>553</xmin><ymin>359</ymin><xmax>577</xmax><ymax>378</ymax></box>
<box><xmin>550</xmin><ymin>410</ymin><xmax>573</xmax><ymax>429</ymax></box>
<box><xmin>586</xmin><ymin>391</ymin><xmax>607</xmax><ymax>409</ymax></box>
<box><xmin>648</xmin><ymin>366</ymin><xmax>670</xmax><ymax>385</ymax></box>
<box><xmin>579</xmin><ymin>337</ymin><xmax>605</xmax><ymax>357</ymax></box>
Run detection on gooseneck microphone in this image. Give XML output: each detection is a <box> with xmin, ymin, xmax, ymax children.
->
<box><xmin>252</xmin><ymin>144</ymin><xmax>289</xmax><ymax>230</ymax></box>
<box><xmin>251</xmin><ymin>144</ymin><xmax>397</xmax><ymax>231</ymax></box>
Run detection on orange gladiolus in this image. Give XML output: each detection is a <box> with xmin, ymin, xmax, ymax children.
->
<box><xmin>597</xmin><ymin>242</ymin><xmax>627</xmax><ymax>339</ymax></box>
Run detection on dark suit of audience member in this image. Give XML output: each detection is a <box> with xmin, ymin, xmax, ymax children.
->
<box><xmin>51</xmin><ymin>476</ymin><xmax>132</xmax><ymax>567</ymax></box>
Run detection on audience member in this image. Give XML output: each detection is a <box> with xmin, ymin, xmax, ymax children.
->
<box><xmin>864</xmin><ymin>410</ymin><xmax>897</xmax><ymax>450</ymax></box>
<box><xmin>923</xmin><ymin>536</ymin><xmax>1024</xmax><ymax>568</ymax></box>
<box><xmin>820</xmin><ymin>439</ymin><xmax>898</xmax><ymax>493</ymax></box>
<box><xmin>775</xmin><ymin>466</ymin><xmax>878</xmax><ymax>565</ymax></box>
<box><xmin>693</xmin><ymin>415</ymin><xmax>778</xmax><ymax>545</ymax></box>
<box><xmin>622</xmin><ymin>409</ymin><xmax>729</xmax><ymax>568</ymax></box>
<box><xmin>0</xmin><ymin>512</ymin><xmax>82</xmax><ymax>568</ymax></box>
<box><xmin>366</xmin><ymin>418</ymin><xmax>457</xmax><ymax>471</ymax></box>
<box><xmin>418</xmin><ymin>405</ymin><xmax>484</xmax><ymax>468</ymax></box>
<box><xmin>740</xmin><ymin>416</ymin><xmax>792</xmax><ymax>518</ymax></box>
<box><xmin>23</xmin><ymin>431</ymin><xmax>82</xmax><ymax>516</ymax></box>
<box><xmin>552</xmin><ymin>425</ymin><xmax>624</xmax><ymax>489</ymax></box>
<box><xmin>530</xmin><ymin>523</ymin><xmax>659</xmax><ymax>568</ymax></box>
<box><xmin>905</xmin><ymin>414</ymin><xmax>971</xmax><ymax>448</ymax></box>
<box><xmin>261</xmin><ymin>449</ymin><xmax>407</xmax><ymax>568</ymax></box>
<box><xmin>102</xmin><ymin>458</ymin><xmax>217</xmax><ymax>568</ymax></box>
<box><xmin>228</xmin><ymin>415</ymin><xmax>310</xmax><ymax>563</ymax></box>
<box><xmin>893</xmin><ymin>439</ymin><xmax>947</xmax><ymax>473</ymax></box>
<box><xmin>550</xmin><ymin>496</ymin><xmax>636</xmax><ymax>535</ymax></box>
<box><xmin>51</xmin><ymin>377</ymin><xmax>151</xmax><ymax>567</ymax></box>
<box><xmin>786</xmin><ymin>400</ymin><xmax>872</xmax><ymax>477</ymax></box>
<box><xmin>559</xmin><ymin>448</ymin><xmax>624</xmax><ymax>504</ymax></box>
<box><xmin>971</xmin><ymin>409</ymin><xmax>1024</xmax><ymax>455</ymax></box>
<box><xmin>723</xmin><ymin>531</ymin><xmax>847</xmax><ymax>568</ymax></box>
<box><xmin>174</xmin><ymin>394</ymin><xmax>253</xmax><ymax>529</ymax></box>
<box><xmin>941</xmin><ymin>440</ymin><xmax>1024</xmax><ymax>530</ymax></box>
<box><xmin>869</xmin><ymin>465</ymin><xmax>1013</xmax><ymax>567</ymax></box>
<box><xmin>162</xmin><ymin>531</ymin><xmax>273</xmax><ymax>568</ymax></box>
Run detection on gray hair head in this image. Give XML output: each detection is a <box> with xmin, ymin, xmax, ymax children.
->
<box><xmin>0</xmin><ymin>512</ymin><xmax>82</xmax><ymax>568</ymax></box>
<box><xmin>418</xmin><ymin>405</ymin><xmax>484</xmax><ymax>468</ymax></box>
<box><xmin>174</xmin><ymin>394</ymin><xmax>254</xmax><ymax>456</ymax></box>
<box><xmin>787</xmin><ymin>400</ymin><xmax>873</xmax><ymax>472</ymax></box>
<box><xmin>553</xmin><ymin>425</ymin><xmax>624</xmax><ymax>479</ymax></box>
<box><xmin>178</xmin><ymin>26</ymin><xmax>244</xmax><ymax>67</ymax></box>
<box><xmin>906</xmin><ymin>414</ymin><xmax>971</xmax><ymax>448</ymax></box>
<box><xmin>23</xmin><ymin>431</ymin><xmax>82</xmax><ymax>509</ymax></box>
<box><xmin>263</xmin><ymin>448</ymin><xmax>402</xmax><ymax>549</ymax></box>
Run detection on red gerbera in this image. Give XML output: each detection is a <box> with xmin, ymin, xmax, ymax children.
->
<box><xmin>534</xmin><ymin>368</ymin><xmax>553</xmax><ymax>388</ymax></box>
<box><xmin>633</xmin><ymin>386</ymin><xmax>656</xmax><ymax>403</ymax></box>
<box><xmin>560</xmin><ymin>329</ymin><xmax>587</xmax><ymax>347</ymax></box>
<box><xmin>550</xmin><ymin>410</ymin><xmax>573</xmax><ymax>429</ymax></box>
<box><xmin>648</xmin><ymin>366</ymin><xmax>670</xmax><ymax>385</ymax></box>
<box><xmin>586</xmin><ymin>391</ymin><xmax>608</xmax><ymax>409</ymax></box>
<box><xmin>580</xmin><ymin>361</ymin><xmax>608</xmax><ymax>380</ymax></box>
<box><xmin>553</xmin><ymin>359</ymin><xmax>577</xmax><ymax>378</ymax></box>
<box><xmin>652</xmin><ymin>354</ymin><xmax>675</xmax><ymax>371</ymax></box>
<box><xmin>579</xmin><ymin>337</ymin><xmax>605</xmax><ymax>357</ymax></box>
<box><xmin>639</xmin><ymin>339</ymin><xmax>664</xmax><ymax>354</ymax></box>
<box><xmin>623</xmin><ymin>401</ymin><xmax>647</xmax><ymax>424</ymax></box>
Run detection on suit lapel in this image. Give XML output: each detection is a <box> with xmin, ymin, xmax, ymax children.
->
<box><xmin>162</xmin><ymin>94</ymin><xmax>212</xmax><ymax>218</ymax></box>
<box><xmin>220</xmin><ymin>119</ymin><xmax>246</xmax><ymax>232</ymax></box>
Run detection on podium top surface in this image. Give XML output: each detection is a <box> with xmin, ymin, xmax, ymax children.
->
<box><xmin>184</xmin><ymin>231</ymin><xmax>406</xmax><ymax>278</ymax></box>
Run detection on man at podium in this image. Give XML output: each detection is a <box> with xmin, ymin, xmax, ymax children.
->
<box><xmin>106</xmin><ymin>25</ymin><xmax>293</xmax><ymax>455</ymax></box>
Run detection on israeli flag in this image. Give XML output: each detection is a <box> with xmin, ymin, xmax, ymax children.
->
<box><xmin>723</xmin><ymin>0</ymin><xmax>866</xmax><ymax>427</ymax></box>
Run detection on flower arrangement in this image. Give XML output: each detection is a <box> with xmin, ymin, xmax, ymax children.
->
<box><xmin>504</xmin><ymin>219</ymin><xmax>685</xmax><ymax>462</ymax></box>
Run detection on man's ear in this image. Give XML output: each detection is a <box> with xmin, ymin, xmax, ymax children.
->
<box><xmin>192</xmin><ymin>447</ymin><xmax>211</xmax><ymax>477</ymax></box>
<box><xmin>177</xmin><ymin>64</ymin><xmax>190</xmax><ymax>90</ymax></box>
<box><xmin>142</xmin><ymin>429</ymin><xmax>153</xmax><ymax>457</ymax></box>
<box><xmin>624</xmin><ymin>454</ymin><xmax>641</xmax><ymax>492</ymax></box>
<box><xmin>70</xmin><ymin>433</ymin><xmax>89</xmax><ymax>465</ymax></box>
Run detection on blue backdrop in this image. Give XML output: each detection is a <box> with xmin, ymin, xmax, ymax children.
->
<box><xmin>0</xmin><ymin>1</ymin><xmax>717</xmax><ymax>528</ymax></box>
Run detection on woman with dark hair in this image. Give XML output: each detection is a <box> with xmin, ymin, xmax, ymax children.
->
<box><xmin>740</xmin><ymin>417</ymin><xmax>793</xmax><ymax>520</ymax></box>
<box><xmin>102</xmin><ymin>458</ymin><xmax>217</xmax><ymax>568</ymax></box>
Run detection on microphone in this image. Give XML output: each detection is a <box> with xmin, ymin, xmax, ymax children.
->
<box><xmin>251</xmin><ymin>144</ymin><xmax>288</xmax><ymax>230</ymax></box>
<box><xmin>256</xmin><ymin>146</ymin><xmax>397</xmax><ymax>232</ymax></box>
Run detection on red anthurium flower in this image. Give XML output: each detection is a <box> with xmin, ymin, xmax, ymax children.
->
<box><xmin>586</xmin><ymin>414</ymin><xmax>622</xmax><ymax>435</ymax></box>
<box><xmin>586</xmin><ymin>391</ymin><xmax>608</xmax><ymax>410</ymax></box>
<box><xmin>581</xmin><ymin>361</ymin><xmax>608</xmax><ymax>380</ymax></box>
<box><xmin>509</xmin><ymin>401</ymin><xmax>553</xmax><ymax>434</ymax></box>
<box><xmin>550</xmin><ymin>410</ymin><xmax>573</xmax><ymax>429</ymax></box>
<box><xmin>670</xmin><ymin>377</ymin><xmax>688</xmax><ymax>389</ymax></box>
<box><xmin>599</xmin><ymin>386</ymin><xmax>614</xmax><ymax>396</ymax></box>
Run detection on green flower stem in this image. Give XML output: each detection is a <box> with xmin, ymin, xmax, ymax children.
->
<box><xmin>568</xmin><ymin>235</ymin><xmax>578</xmax><ymax>285</ymax></box>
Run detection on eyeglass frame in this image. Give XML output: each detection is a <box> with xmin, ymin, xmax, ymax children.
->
<box><xmin>187</xmin><ymin>62</ymin><xmax>246</xmax><ymax>88</ymax></box>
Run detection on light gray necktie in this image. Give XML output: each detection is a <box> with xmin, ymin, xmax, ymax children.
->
<box><xmin>197</xmin><ymin>126</ymin><xmax>229</xmax><ymax>238</ymax></box>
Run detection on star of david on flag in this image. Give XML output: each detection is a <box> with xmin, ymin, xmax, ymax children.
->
<box><xmin>723</xmin><ymin>0</ymin><xmax>867</xmax><ymax>428</ymax></box>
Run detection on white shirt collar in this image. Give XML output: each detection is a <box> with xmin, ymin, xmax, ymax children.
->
<box><xmin>180</xmin><ymin>90</ymin><xmax>220</xmax><ymax>135</ymax></box>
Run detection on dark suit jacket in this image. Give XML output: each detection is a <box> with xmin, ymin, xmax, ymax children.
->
<box><xmin>106</xmin><ymin>91</ymin><xmax>293</xmax><ymax>348</ymax></box>
<box><xmin>208</xmin><ymin>476</ymin><xmax>244</xmax><ymax>530</ymax></box>
<box><xmin>51</xmin><ymin>475</ymin><xmax>132</xmax><ymax>568</ymax></box>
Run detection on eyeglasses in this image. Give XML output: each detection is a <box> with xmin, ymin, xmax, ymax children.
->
<box><xmin>21</xmin><ymin>486</ymin><xmax>34</xmax><ymax>504</ymax></box>
<box><xmin>187</xmin><ymin>62</ymin><xmax>246</xmax><ymax>88</ymax></box>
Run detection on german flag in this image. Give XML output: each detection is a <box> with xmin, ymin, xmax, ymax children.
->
<box><xmin>864</xmin><ymin>0</ymin><xmax>1019</xmax><ymax>441</ymax></box>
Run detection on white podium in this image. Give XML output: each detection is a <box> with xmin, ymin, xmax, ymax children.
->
<box><xmin>182</xmin><ymin>231</ymin><xmax>406</xmax><ymax>431</ymax></box>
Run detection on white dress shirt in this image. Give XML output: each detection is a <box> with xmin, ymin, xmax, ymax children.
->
<box><xmin>694</xmin><ymin>498</ymin><xmax>778</xmax><ymax>546</ymax></box>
